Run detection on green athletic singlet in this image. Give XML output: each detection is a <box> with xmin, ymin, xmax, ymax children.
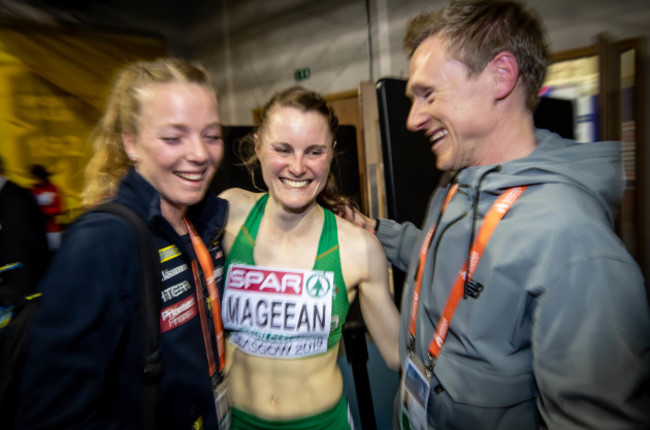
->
<box><xmin>231</xmin><ymin>395</ymin><xmax>354</xmax><ymax>430</ymax></box>
<box><xmin>224</xmin><ymin>194</ymin><xmax>349</xmax><ymax>352</ymax></box>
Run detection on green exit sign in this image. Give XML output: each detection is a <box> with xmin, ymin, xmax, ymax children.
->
<box><xmin>294</xmin><ymin>67</ymin><xmax>311</xmax><ymax>82</ymax></box>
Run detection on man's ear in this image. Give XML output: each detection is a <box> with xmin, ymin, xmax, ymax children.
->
<box><xmin>491</xmin><ymin>51</ymin><xmax>519</xmax><ymax>101</ymax></box>
<box><xmin>122</xmin><ymin>132</ymin><xmax>138</xmax><ymax>162</ymax></box>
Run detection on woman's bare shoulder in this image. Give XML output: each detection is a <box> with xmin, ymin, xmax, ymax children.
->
<box><xmin>335</xmin><ymin>213</ymin><xmax>385</xmax><ymax>264</ymax></box>
<box><xmin>336</xmin><ymin>212</ymin><xmax>378</xmax><ymax>243</ymax></box>
<box><xmin>333</xmin><ymin>212</ymin><xmax>388</xmax><ymax>294</ymax></box>
<box><xmin>219</xmin><ymin>188</ymin><xmax>262</xmax><ymax>217</ymax></box>
<box><xmin>219</xmin><ymin>188</ymin><xmax>266</xmax><ymax>244</ymax></box>
<box><xmin>219</xmin><ymin>187</ymin><xmax>258</xmax><ymax>203</ymax></box>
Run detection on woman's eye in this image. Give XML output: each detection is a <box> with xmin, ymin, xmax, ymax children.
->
<box><xmin>204</xmin><ymin>135</ymin><xmax>223</xmax><ymax>143</ymax></box>
<box><xmin>162</xmin><ymin>136</ymin><xmax>182</xmax><ymax>144</ymax></box>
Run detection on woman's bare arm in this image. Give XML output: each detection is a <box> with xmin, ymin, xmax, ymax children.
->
<box><xmin>339</xmin><ymin>219</ymin><xmax>400</xmax><ymax>371</ymax></box>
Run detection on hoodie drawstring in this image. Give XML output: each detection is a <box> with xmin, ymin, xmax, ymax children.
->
<box><xmin>463</xmin><ymin>165</ymin><xmax>502</xmax><ymax>299</ymax></box>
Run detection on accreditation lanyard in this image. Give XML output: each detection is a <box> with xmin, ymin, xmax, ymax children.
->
<box><xmin>184</xmin><ymin>219</ymin><xmax>226</xmax><ymax>377</ymax></box>
<box><xmin>408</xmin><ymin>185</ymin><xmax>527</xmax><ymax>375</ymax></box>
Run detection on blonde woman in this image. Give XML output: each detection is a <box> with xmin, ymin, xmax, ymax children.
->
<box><xmin>16</xmin><ymin>58</ymin><xmax>228</xmax><ymax>429</ymax></box>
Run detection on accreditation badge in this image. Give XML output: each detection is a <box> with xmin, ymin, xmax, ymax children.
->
<box><xmin>213</xmin><ymin>374</ymin><xmax>231</xmax><ymax>429</ymax></box>
<box><xmin>400</xmin><ymin>356</ymin><xmax>431</xmax><ymax>430</ymax></box>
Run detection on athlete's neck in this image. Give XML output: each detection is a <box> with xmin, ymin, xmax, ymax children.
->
<box><xmin>264</xmin><ymin>198</ymin><xmax>321</xmax><ymax>235</ymax></box>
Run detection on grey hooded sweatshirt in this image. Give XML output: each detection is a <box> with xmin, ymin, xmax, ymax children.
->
<box><xmin>377</xmin><ymin>129</ymin><xmax>650</xmax><ymax>429</ymax></box>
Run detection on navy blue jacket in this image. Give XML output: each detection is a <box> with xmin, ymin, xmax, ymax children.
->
<box><xmin>15</xmin><ymin>169</ymin><xmax>228</xmax><ymax>429</ymax></box>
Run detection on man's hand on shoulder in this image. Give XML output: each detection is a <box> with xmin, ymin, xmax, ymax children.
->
<box><xmin>335</xmin><ymin>203</ymin><xmax>378</xmax><ymax>234</ymax></box>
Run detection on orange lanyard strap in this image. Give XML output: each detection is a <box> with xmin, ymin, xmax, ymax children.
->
<box><xmin>409</xmin><ymin>184</ymin><xmax>458</xmax><ymax>339</ymax></box>
<box><xmin>190</xmin><ymin>260</ymin><xmax>218</xmax><ymax>376</ymax></box>
<box><xmin>184</xmin><ymin>219</ymin><xmax>226</xmax><ymax>375</ymax></box>
<box><xmin>409</xmin><ymin>186</ymin><xmax>527</xmax><ymax>375</ymax></box>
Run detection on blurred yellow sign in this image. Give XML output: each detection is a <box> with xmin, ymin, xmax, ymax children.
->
<box><xmin>0</xmin><ymin>27</ymin><xmax>164</xmax><ymax>224</ymax></box>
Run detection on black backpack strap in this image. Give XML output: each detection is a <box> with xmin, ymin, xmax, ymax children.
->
<box><xmin>88</xmin><ymin>202</ymin><xmax>162</xmax><ymax>430</ymax></box>
<box><xmin>0</xmin><ymin>287</ymin><xmax>42</xmax><ymax>424</ymax></box>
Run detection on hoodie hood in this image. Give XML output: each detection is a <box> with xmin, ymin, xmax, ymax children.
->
<box><xmin>455</xmin><ymin>128</ymin><xmax>624</xmax><ymax>223</ymax></box>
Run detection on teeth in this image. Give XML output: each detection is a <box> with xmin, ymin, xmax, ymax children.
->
<box><xmin>282</xmin><ymin>179</ymin><xmax>309</xmax><ymax>188</ymax></box>
<box><xmin>431</xmin><ymin>129</ymin><xmax>448</xmax><ymax>142</ymax></box>
<box><xmin>177</xmin><ymin>172</ymin><xmax>203</xmax><ymax>181</ymax></box>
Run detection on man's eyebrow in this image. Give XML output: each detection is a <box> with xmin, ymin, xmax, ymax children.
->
<box><xmin>406</xmin><ymin>84</ymin><xmax>429</xmax><ymax>99</ymax></box>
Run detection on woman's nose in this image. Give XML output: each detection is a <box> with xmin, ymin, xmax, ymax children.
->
<box><xmin>187</xmin><ymin>135</ymin><xmax>208</xmax><ymax>163</ymax></box>
<box><xmin>289</xmin><ymin>154</ymin><xmax>306</xmax><ymax>174</ymax></box>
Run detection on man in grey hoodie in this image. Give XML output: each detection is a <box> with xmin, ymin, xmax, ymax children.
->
<box><xmin>346</xmin><ymin>0</ymin><xmax>650</xmax><ymax>428</ymax></box>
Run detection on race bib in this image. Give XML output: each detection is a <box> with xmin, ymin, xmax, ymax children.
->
<box><xmin>222</xmin><ymin>263</ymin><xmax>333</xmax><ymax>358</ymax></box>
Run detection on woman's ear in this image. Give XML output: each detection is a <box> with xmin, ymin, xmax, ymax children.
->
<box><xmin>122</xmin><ymin>132</ymin><xmax>138</xmax><ymax>162</ymax></box>
<box><xmin>253</xmin><ymin>133</ymin><xmax>261</xmax><ymax>156</ymax></box>
<box><xmin>491</xmin><ymin>51</ymin><xmax>520</xmax><ymax>101</ymax></box>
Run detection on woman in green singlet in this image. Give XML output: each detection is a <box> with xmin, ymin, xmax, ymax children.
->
<box><xmin>220</xmin><ymin>86</ymin><xmax>400</xmax><ymax>429</ymax></box>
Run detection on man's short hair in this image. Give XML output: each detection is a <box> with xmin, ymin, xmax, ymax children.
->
<box><xmin>404</xmin><ymin>0</ymin><xmax>550</xmax><ymax>110</ymax></box>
